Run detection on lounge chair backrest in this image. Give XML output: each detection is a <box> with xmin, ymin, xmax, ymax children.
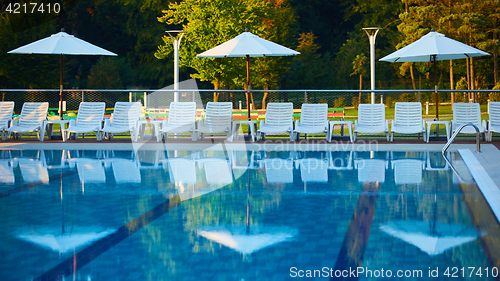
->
<box><xmin>204</xmin><ymin>102</ymin><xmax>233</xmax><ymax>127</ymax></box>
<box><xmin>358</xmin><ymin>104</ymin><xmax>385</xmax><ymax>127</ymax></box>
<box><xmin>300</xmin><ymin>103</ymin><xmax>328</xmax><ymax>127</ymax></box>
<box><xmin>111</xmin><ymin>102</ymin><xmax>141</xmax><ymax>128</ymax></box>
<box><xmin>265</xmin><ymin>102</ymin><xmax>294</xmax><ymax>126</ymax></box>
<box><xmin>489</xmin><ymin>102</ymin><xmax>500</xmax><ymax>126</ymax></box>
<box><xmin>76</xmin><ymin>102</ymin><xmax>106</xmax><ymax>127</ymax></box>
<box><xmin>0</xmin><ymin>101</ymin><xmax>14</xmax><ymax>124</ymax></box>
<box><xmin>394</xmin><ymin>102</ymin><xmax>422</xmax><ymax>127</ymax></box>
<box><xmin>19</xmin><ymin>102</ymin><xmax>49</xmax><ymax>127</ymax></box>
<box><xmin>168</xmin><ymin>102</ymin><xmax>197</xmax><ymax>126</ymax></box>
<box><xmin>453</xmin><ymin>103</ymin><xmax>481</xmax><ymax>127</ymax></box>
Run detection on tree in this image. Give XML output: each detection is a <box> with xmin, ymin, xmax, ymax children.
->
<box><xmin>156</xmin><ymin>0</ymin><xmax>272</xmax><ymax>93</ymax></box>
<box><xmin>88</xmin><ymin>57</ymin><xmax>135</xmax><ymax>89</ymax></box>
<box><xmin>351</xmin><ymin>53</ymin><xmax>367</xmax><ymax>106</ymax></box>
<box><xmin>0</xmin><ymin>12</ymin><xmax>59</xmax><ymax>89</ymax></box>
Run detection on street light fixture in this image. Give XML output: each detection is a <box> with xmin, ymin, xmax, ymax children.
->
<box><xmin>165</xmin><ymin>30</ymin><xmax>186</xmax><ymax>102</ymax></box>
<box><xmin>363</xmin><ymin>27</ymin><xmax>381</xmax><ymax>104</ymax></box>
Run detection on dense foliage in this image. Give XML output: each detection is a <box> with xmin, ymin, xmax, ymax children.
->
<box><xmin>1</xmin><ymin>0</ymin><xmax>498</xmax><ymax>92</ymax></box>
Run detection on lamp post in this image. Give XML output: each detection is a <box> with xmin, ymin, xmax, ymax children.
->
<box><xmin>363</xmin><ymin>27</ymin><xmax>381</xmax><ymax>104</ymax></box>
<box><xmin>165</xmin><ymin>30</ymin><xmax>186</xmax><ymax>102</ymax></box>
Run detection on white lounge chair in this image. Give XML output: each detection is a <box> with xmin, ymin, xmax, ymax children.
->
<box><xmin>197</xmin><ymin>102</ymin><xmax>233</xmax><ymax>142</ymax></box>
<box><xmin>100</xmin><ymin>102</ymin><xmax>141</xmax><ymax>141</ymax></box>
<box><xmin>353</xmin><ymin>104</ymin><xmax>389</xmax><ymax>141</ymax></box>
<box><xmin>450</xmin><ymin>103</ymin><xmax>486</xmax><ymax>139</ymax></box>
<box><xmin>65</xmin><ymin>102</ymin><xmax>106</xmax><ymax>141</ymax></box>
<box><xmin>257</xmin><ymin>102</ymin><xmax>294</xmax><ymax>141</ymax></box>
<box><xmin>160</xmin><ymin>102</ymin><xmax>197</xmax><ymax>141</ymax></box>
<box><xmin>7</xmin><ymin>102</ymin><xmax>49</xmax><ymax>141</ymax></box>
<box><xmin>0</xmin><ymin>101</ymin><xmax>14</xmax><ymax>141</ymax></box>
<box><xmin>487</xmin><ymin>101</ymin><xmax>500</xmax><ymax>142</ymax></box>
<box><xmin>390</xmin><ymin>102</ymin><xmax>426</xmax><ymax>142</ymax></box>
<box><xmin>294</xmin><ymin>103</ymin><xmax>329</xmax><ymax>141</ymax></box>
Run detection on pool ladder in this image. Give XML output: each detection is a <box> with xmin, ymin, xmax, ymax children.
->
<box><xmin>441</xmin><ymin>123</ymin><xmax>482</xmax><ymax>183</ymax></box>
<box><xmin>442</xmin><ymin>122</ymin><xmax>481</xmax><ymax>155</ymax></box>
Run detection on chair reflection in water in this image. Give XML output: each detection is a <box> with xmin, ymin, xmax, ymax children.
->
<box><xmin>354</xmin><ymin>152</ymin><xmax>388</xmax><ymax>183</ymax></box>
<box><xmin>14</xmin><ymin>150</ymin><xmax>49</xmax><ymax>184</ymax></box>
<box><xmin>391</xmin><ymin>159</ymin><xmax>425</xmax><ymax>187</ymax></box>
<box><xmin>295</xmin><ymin>152</ymin><xmax>330</xmax><ymax>183</ymax></box>
<box><xmin>259</xmin><ymin>152</ymin><xmax>295</xmax><ymax>184</ymax></box>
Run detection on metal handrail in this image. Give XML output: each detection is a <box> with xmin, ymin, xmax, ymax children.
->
<box><xmin>442</xmin><ymin>122</ymin><xmax>481</xmax><ymax>155</ymax></box>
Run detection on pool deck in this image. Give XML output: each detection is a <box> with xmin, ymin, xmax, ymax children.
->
<box><xmin>1</xmin><ymin>137</ymin><xmax>499</xmax><ymax>189</ymax></box>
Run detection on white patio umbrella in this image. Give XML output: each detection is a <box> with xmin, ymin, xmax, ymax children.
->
<box><xmin>380</xmin><ymin>220</ymin><xmax>479</xmax><ymax>256</ymax></box>
<box><xmin>197</xmin><ymin>29</ymin><xmax>300</xmax><ymax>120</ymax></box>
<box><xmin>8</xmin><ymin>28</ymin><xmax>117</xmax><ymax>119</ymax></box>
<box><xmin>380</xmin><ymin>29</ymin><xmax>489</xmax><ymax>118</ymax></box>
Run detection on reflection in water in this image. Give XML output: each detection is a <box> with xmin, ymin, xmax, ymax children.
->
<box><xmin>380</xmin><ymin>220</ymin><xmax>479</xmax><ymax>256</ymax></box>
<box><xmin>0</xmin><ymin>149</ymin><xmax>499</xmax><ymax>280</ymax></box>
<box><xmin>197</xmin><ymin>225</ymin><xmax>297</xmax><ymax>255</ymax></box>
<box><xmin>18</xmin><ymin>228</ymin><xmax>115</xmax><ymax>254</ymax></box>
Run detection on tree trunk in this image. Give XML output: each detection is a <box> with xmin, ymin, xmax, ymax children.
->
<box><xmin>359</xmin><ymin>74</ymin><xmax>362</xmax><ymax>104</ymax></box>
<box><xmin>450</xmin><ymin>60</ymin><xmax>454</xmax><ymax>104</ymax></box>
<box><xmin>262</xmin><ymin>85</ymin><xmax>269</xmax><ymax>109</ymax></box>
<box><xmin>213</xmin><ymin>80</ymin><xmax>220</xmax><ymax>102</ymax></box>
<box><xmin>410</xmin><ymin>63</ymin><xmax>416</xmax><ymax>90</ymax></box>
<box><xmin>495</xmin><ymin>18</ymin><xmax>499</xmax><ymax>84</ymax></box>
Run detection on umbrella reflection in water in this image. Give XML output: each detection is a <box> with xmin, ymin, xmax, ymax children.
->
<box><xmin>197</xmin><ymin>152</ymin><xmax>297</xmax><ymax>255</ymax></box>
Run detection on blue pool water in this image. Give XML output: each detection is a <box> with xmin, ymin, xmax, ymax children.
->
<box><xmin>0</xmin><ymin>149</ymin><xmax>499</xmax><ymax>280</ymax></box>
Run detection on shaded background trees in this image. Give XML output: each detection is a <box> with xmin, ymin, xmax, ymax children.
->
<box><xmin>0</xmin><ymin>0</ymin><xmax>497</xmax><ymax>93</ymax></box>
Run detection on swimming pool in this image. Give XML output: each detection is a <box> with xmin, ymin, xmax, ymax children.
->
<box><xmin>0</xmin><ymin>149</ymin><xmax>499</xmax><ymax>280</ymax></box>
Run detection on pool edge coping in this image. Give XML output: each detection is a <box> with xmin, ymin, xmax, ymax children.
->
<box><xmin>459</xmin><ymin>148</ymin><xmax>500</xmax><ymax>223</ymax></box>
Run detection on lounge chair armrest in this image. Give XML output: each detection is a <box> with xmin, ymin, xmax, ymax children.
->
<box><xmin>259</xmin><ymin>119</ymin><xmax>264</xmax><ymax>129</ymax></box>
<box><xmin>295</xmin><ymin>119</ymin><xmax>299</xmax><ymax>128</ymax></box>
<box><xmin>161</xmin><ymin>119</ymin><xmax>168</xmax><ymax>129</ymax></box>
<box><xmin>482</xmin><ymin>119</ymin><xmax>487</xmax><ymax>129</ymax></box>
<box><xmin>9</xmin><ymin>119</ymin><xmax>19</xmax><ymax>128</ymax></box>
<box><xmin>102</xmin><ymin>119</ymin><xmax>110</xmax><ymax>129</ymax></box>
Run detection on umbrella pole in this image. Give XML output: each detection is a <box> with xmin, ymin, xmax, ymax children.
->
<box><xmin>247</xmin><ymin>169</ymin><xmax>250</xmax><ymax>234</ymax></box>
<box><xmin>60</xmin><ymin>54</ymin><xmax>64</xmax><ymax>120</ymax></box>
<box><xmin>433</xmin><ymin>55</ymin><xmax>439</xmax><ymax>119</ymax></box>
<box><xmin>246</xmin><ymin>55</ymin><xmax>251</xmax><ymax>121</ymax></box>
